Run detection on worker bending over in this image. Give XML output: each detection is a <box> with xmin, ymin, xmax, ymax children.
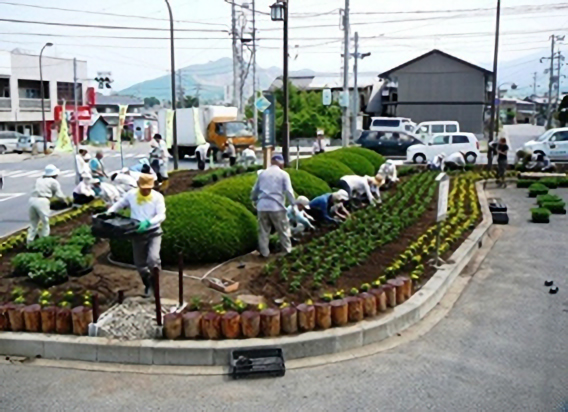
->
<box><xmin>195</xmin><ymin>142</ymin><xmax>210</xmax><ymax>171</ymax></box>
<box><xmin>108</xmin><ymin>173</ymin><xmax>166</xmax><ymax>297</ymax></box>
<box><xmin>111</xmin><ymin>168</ymin><xmax>138</xmax><ymax>195</ymax></box>
<box><xmin>241</xmin><ymin>145</ymin><xmax>257</xmax><ymax>166</ymax></box>
<box><xmin>378</xmin><ymin>160</ymin><xmax>398</xmax><ymax>188</ymax></box>
<box><xmin>444</xmin><ymin>151</ymin><xmax>466</xmax><ymax>171</ymax></box>
<box><xmin>287</xmin><ymin>196</ymin><xmax>315</xmax><ymax>236</ymax></box>
<box><xmin>28</xmin><ymin>165</ymin><xmax>68</xmax><ymax>244</ymax></box>
<box><xmin>251</xmin><ymin>154</ymin><xmax>295</xmax><ymax>258</ymax></box>
<box><xmin>339</xmin><ymin>174</ymin><xmax>383</xmax><ymax>206</ymax></box>
<box><xmin>428</xmin><ymin>153</ymin><xmax>446</xmax><ymax>171</ymax></box>
<box><xmin>73</xmin><ymin>175</ymin><xmax>97</xmax><ymax>205</ymax></box>
<box><xmin>308</xmin><ymin>190</ymin><xmax>350</xmax><ymax>224</ymax></box>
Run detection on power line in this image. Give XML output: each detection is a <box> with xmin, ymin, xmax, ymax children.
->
<box><xmin>350</xmin><ymin>3</ymin><xmax>568</xmax><ymax>15</ymax></box>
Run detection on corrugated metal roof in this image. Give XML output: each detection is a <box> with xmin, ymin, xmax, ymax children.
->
<box><xmin>96</xmin><ymin>94</ymin><xmax>143</xmax><ymax>106</ymax></box>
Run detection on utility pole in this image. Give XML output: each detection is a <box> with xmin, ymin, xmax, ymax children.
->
<box><xmin>341</xmin><ymin>0</ymin><xmax>350</xmax><ymax>147</ymax></box>
<box><xmin>488</xmin><ymin>0</ymin><xmax>501</xmax><ymax>164</ymax></box>
<box><xmin>165</xmin><ymin>0</ymin><xmax>178</xmax><ymax>169</ymax></box>
<box><xmin>547</xmin><ymin>35</ymin><xmax>556</xmax><ymax>129</ymax></box>
<box><xmin>351</xmin><ymin>32</ymin><xmax>370</xmax><ymax>142</ymax></box>
<box><xmin>252</xmin><ymin>0</ymin><xmax>258</xmax><ymax>138</ymax></box>
<box><xmin>73</xmin><ymin>58</ymin><xmax>80</xmax><ymax>184</ymax></box>
<box><xmin>557</xmin><ymin>51</ymin><xmax>565</xmax><ymax>104</ymax></box>
<box><xmin>533</xmin><ymin>72</ymin><xmax>538</xmax><ymax>96</ymax></box>
<box><xmin>231</xmin><ymin>2</ymin><xmax>239</xmax><ymax>108</ymax></box>
<box><xmin>177</xmin><ymin>71</ymin><xmax>184</xmax><ymax>108</ymax></box>
<box><xmin>283</xmin><ymin>0</ymin><xmax>289</xmax><ymax>165</ymax></box>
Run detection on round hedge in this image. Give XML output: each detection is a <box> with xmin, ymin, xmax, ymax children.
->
<box><xmin>285</xmin><ymin>168</ymin><xmax>331</xmax><ymax>200</ymax></box>
<box><xmin>204</xmin><ymin>173</ymin><xmax>257</xmax><ymax>214</ymax></box>
<box><xmin>321</xmin><ymin>151</ymin><xmax>375</xmax><ymax>176</ymax></box>
<box><xmin>110</xmin><ymin>192</ymin><xmax>258</xmax><ymax>265</ymax></box>
<box><xmin>296</xmin><ymin>157</ymin><xmax>354</xmax><ymax>188</ymax></box>
<box><xmin>341</xmin><ymin>147</ymin><xmax>386</xmax><ymax>172</ymax></box>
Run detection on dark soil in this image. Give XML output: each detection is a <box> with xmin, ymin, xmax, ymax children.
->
<box><xmin>163</xmin><ymin>169</ymin><xmax>202</xmax><ymax>196</ymax></box>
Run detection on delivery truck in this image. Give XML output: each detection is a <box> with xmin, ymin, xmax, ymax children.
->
<box><xmin>158</xmin><ymin>106</ymin><xmax>256</xmax><ymax>158</ymax></box>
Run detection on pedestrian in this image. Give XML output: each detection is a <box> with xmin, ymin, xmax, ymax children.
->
<box><xmin>312</xmin><ymin>130</ymin><xmax>326</xmax><ymax>155</ymax></box>
<box><xmin>90</xmin><ymin>150</ymin><xmax>108</xmax><ymax>180</ymax></box>
<box><xmin>378</xmin><ymin>160</ymin><xmax>399</xmax><ymax>188</ymax></box>
<box><xmin>443</xmin><ymin>151</ymin><xmax>466</xmax><ymax>171</ymax></box>
<box><xmin>135</xmin><ymin>127</ymin><xmax>143</xmax><ymax>142</ymax></box>
<box><xmin>251</xmin><ymin>154</ymin><xmax>295</xmax><ymax>258</ymax></box>
<box><xmin>111</xmin><ymin>168</ymin><xmax>138</xmax><ymax>195</ymax></box>
<box><xmin>339</xmin><ymin>175</ymin><xmax>383</xmax><ymax>206</ymax></box>
<box><xmin>108</xmin><ymin>173</ymin><xmax>166</xmax><ymax>296</ymax></box>
<box><xmin>149</xmin><ymin>134</ymin><xmax>169</xmax><ymax>189</ymax></box>
<box><xmin>287</xmin><ymin>196</ymin><xmax>315</xmax><ymax>236</ymax></box>
<box><xmin>73</xmin><ymin>175</ymin><xmax>96</xmax><ymax>205</ymax></box>
<box><xmin>308</xmin><ymin>190</ymin><xmax>350</xmax><ymax>224</ymax></box>
<box><xmin>195</xmin><ymin>142</ymin><xmax>210</xmax><ymax>171</ymax></box>
<box><xmin>27</xmin><ymin>164</ymin><xmax>68</xmax><ymax>244</ymax></box>
<box><xmin>241</xmin><ymin>145</ymin><xmax>257</xmax><ymax>166</ymax></box>
<box><xmin>225</xmin><ymin>138</ymin><xmax>237</xmax><ymax>166</ymax></box>
<box><xmin>496</xmin><ymin>137</ymin><xmax>509</xmax><ymax>187</ymax></box>
<box><xmin>75</xmin><ymin>148</ymin><xmax>91</xmax><ymax>179</ymax></box>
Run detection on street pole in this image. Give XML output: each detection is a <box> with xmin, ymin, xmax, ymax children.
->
<box><xmin>533</xmin><ymin>72</ymin><xmax>538</xmax><ymax>96</ymax></box>
<box><xmin>488</xmin><ymin>0</ymin><xmax>500</xmax><ymax>169</ymax></box>
<box><xmin>282</xmin><ymin>0</ymin><xmax>289</xmax><ymax>166</ymax></box>
<box><xmin>252</xmin><ymin>0</ymin><xmax>258</xmax><ymax>138</ymax></box>
<box><xmin>165</xmin><ymin>0</ymin><xmax>179</xmax><ymax>170</ymax></box>
<box><xmin>351</xmin><ymin>32</ymin><xmax>358</xmax><ymax>142</ymax></box>
<box><xmin>546</xmin><ymin>36</ymin><xmax>556</xmax><ymax>129</ymax></box>
<box><xmin>556</xmin><ymin>52</ymin><xmax>563</xmax><ymax>105</ymax></box>
<box><xmin>73</xmin><ymin>58</ymin><xmax>80</xmax><ymax>184</ymax></box>
<box><xmin>39</xmin><ymin>42</ymin><xmax>52</xmax><ymax>154</ymax></box>
<box><xmin>231</xmin><ymin>2</ymin><xmax>239</xmax><ymax>108</ymax></box>
<box><xmin>341</xmin><ymin>0</ymin><xmax>350</xmax><ymax>147</ymax></box>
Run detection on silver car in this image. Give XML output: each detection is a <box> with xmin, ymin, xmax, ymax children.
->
<box><xmin>16</xmin><ymin>135</ymin><xmax>54</xmax><ymax>153</ymax></box>
<box><xmin>0</xmin><ymin>131</ymin><xmax>23</xmax><ymax>154</ymax></box>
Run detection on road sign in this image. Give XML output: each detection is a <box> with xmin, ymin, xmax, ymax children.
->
<box><xmin>255</xmin><ymin>95</ymin><xmax>272</xmax><ymax>113</ymax></box>
<box><xmin>322</xmin><ymin>89</ymin><xmax>332</xmax><ymax>106</ymax></box>
<box><xmin>339</xmin><ymin>91</ymin><xmax>349</xmax><ymax>108</ymax></box>
<box><xmin>262</xmin><ymin>93</ymin><xmax>276</xmax><ymax>148</ymax></box>
<box><xmin>436</xmin><ymin>173</ymin><xmax>450</xmax><ymax>222</ymax></box>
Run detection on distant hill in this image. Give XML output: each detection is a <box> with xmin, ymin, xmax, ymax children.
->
<box><xmin>118</xmin><ymin>57</ymin><xmax>315</xmax><ymax>104</ymax></box>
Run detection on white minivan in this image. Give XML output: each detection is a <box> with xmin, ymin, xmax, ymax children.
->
<box><xmin>407</xmin><ymin>133</ymin><xmax>480</xmax><ymax>164</ymax></box>
<box><xmin>523</xmin><ymin>128</ymin><xmax>568</xmax><ymax>160</ymax></box>
<box><xmin>415</xmin><ymin>121</ymin><xmax>460</xmax><ymax>142</ymax></box>
<box><xmin>370</xmin><ymin>117</ymin><xmax>416</xmax><ymax>134</ymax></box>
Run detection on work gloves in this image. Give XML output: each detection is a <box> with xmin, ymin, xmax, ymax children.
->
<box><xmin>137</xmin><ymin>219</ymin><xmax>151</xmax><ymax>233</ymax></box>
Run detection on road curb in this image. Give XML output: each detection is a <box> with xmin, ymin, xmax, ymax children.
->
<box><xmin>0</xmin><ymin>181</ymin><xmax>493</xmax><ymax>367</ymax></box>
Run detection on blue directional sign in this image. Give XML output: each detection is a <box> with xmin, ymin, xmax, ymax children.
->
<box><xmin>255</xmin><ymin>95</ymin><xmax>272</xmax><ymax>113</ymax></box>
<box><xmin>262</xmin><ymin>93</ymin><xmax>276</xmax><ymax>148</ymax></box>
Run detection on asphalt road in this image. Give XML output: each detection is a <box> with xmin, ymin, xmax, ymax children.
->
<box><xmin>0</xmin><ymin>185</ymin><xmax>566</xmax><ymax>411</ymax></box>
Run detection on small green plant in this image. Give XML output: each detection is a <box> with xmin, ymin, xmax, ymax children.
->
<box><xmin>28</xmin><ymin>259</ymin><xmax>68</xmax><ymax>286</ymax></box>
<box><xmin>11</xmin><ymin>286</ymin><xmax>25</xmax><ymax>300</ymax></box>
<box><xmin>537</xmin><ymin>194</ymin><xmax>562</xmax><ymax>207</ymax></box>
<box><xmin>38</xmin><ymin>290</ymin><xmax>52</xmax><ymax>307</ymax></box>
<box><xmin>516</xmin><ymin>179</ymin><xmax>534</xmax><ymax>188</ymax></box>
<box><xmin>28</xmin><ymin>236</ymin><xmax>61</xmax><ymax>256</ymax></box>
<box><xmin>53</xmin><ymin>245</ymin><xmax>93</xmax><ymax>275</ymax></box>
<box><xmin>11</xmin><ymin>252</ymin><xmax>43</xmax><ymax>276</ymax></box>
<box><xmin>14</xmin><ymin>296</ymin><xmax>25</xmax><ymax>305</ymax></box>
<box><xmin>539</xmin><ymin>177</ymin><xmax>558</xmax><ymax>189</ymax></box>
<box><xmin>541</xmin><ymin>201</ymin><xmax>566</xmax><ymax>214</ymax></box>
<box><xmin>349</xmin><ymin>287</ymin><xmax>359</xmax><ymax>296</ymax></box>
<box><xmin>320</xmin><ymin>293</ymin><xmax>333</xmax><ymax>302</ymax></box>
<box><xmin>531</xmin><ymin>207</ymin><xmax>551</xmax><ymax>223</ymax></box>
<box><xmin>67</xmin><ymin>234</ymin><xmax>97</xmax><ymax>254</ymax></box>
<box><xmin>333</xmin><ymin>289</ymin><xmax>345</xmax><ymax>300</ymax></box>
<box><xmin>71</xmin><ymin>225</ymin><xmax>93</xmax><ymax>238</ymax></box>
<box><xmin>528</xmin><ymin>183</ymin><xmax>549</xmax><ymax>198</ymax></box>
<box><xmin>360</xmin><ymin>283</ymin><xmax>371</xmax><ymax>292</ymax></box>
<box><xmin>189</xmin><ymin>296</ymin><xmax>202</xmax><ymax>311</ymax></box>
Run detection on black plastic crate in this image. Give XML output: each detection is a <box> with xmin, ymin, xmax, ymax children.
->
<box><xmin>488</xmin><ymin>198</ymin><xmax>507</xmax><ymax>213</ymax></box>
<box><xmin>492</xmin><ymin>211</ymin><xmax>509</xmax><ymax>225</ymax></box>
<box><xmin>230</xmin><ymin>348</ymin><xmax>285</xmax><ymax>380</ymax></box>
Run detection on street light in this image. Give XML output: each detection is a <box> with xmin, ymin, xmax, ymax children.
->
<box><xmin>270</xmin><ymin>0</ymin><xmax>289</xmax><ymax>166</ymax></box>
<box><xmin>164</xmin><ymin>0</ymin><xmax>179</xmax><ymax>170</ymax></box>
<box><xmin>39</xmin><ymin>42</ymin><xmax>53</xmax><ymax>154</ymax></box>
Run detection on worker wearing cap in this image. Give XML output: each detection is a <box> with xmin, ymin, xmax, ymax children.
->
<box><xmin>75</xmin><ymin>148</ymin><xmax>91</xmax><ymax>179</ymax></box>
<box><xmin>27</xmin><ymin>164</ymin><xmax>68</xmax><ymax>244</ymax></box>
<box><xmin>73</xmin><ymin>175</ymin><xmax>97</xmax><ymax>205</ymax></box>
<box><xmin>378</xmin><ymin>160</ymin><xmax>399</xmax><ymax>188</ymax></box>
<box><xmin>108</xmin><ymin>173</ymin><xmax>166</xmax><ymax>296</ymax></box>
<box><xmin>308</xmin><ymin>189</ymin><xmax>350</xmax><ymax>224</ymax></box>
<box><xmin>312</xmin><ymin>130</ymin><xmax>327</xmax><ymax>155</ymax></box>
<box><xmin>241</xmin><ymin>145</ymin><xmax>257</xmax><ymax>166</ymax></box>
<box><xmin>287</xmin><ymin>196</ymin><xmax>315</xmax><ymax>235</ymax></box>
<box><xmin>251</xmin><ymin>154</ymin><xmax>295</xmax><ymax>257</ymax></box>
<box><xmin>339</xmin><ymin>174</ymin><xmax>383</xmax><ymax>206</ymax></box>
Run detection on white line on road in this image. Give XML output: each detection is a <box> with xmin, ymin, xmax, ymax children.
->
<box><xmin>59</xmin><ymin>171</ymin><xmax>77</xmax><ymax>178</ymax></box>
<box><xmin>0</xmin><ymin>193</ymin><xmax>25</xmax><ymax>203</ymax></box>
<box><xmin>8</xmin><ymin>171</ymin><xmax>40</xmax><ymax>178</ymax></box>
<box><xmin>2</xmin><ymin>170</ymin><xmax>24</xmax><ymax>177</ymax></box>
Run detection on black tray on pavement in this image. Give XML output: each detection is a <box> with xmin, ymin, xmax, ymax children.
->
<box><xmin>230</xmin><ymin>348</ymin><xmax>285</xmax><ymax>380</ymax></box>
<box><xmin>488</xmin><ymin>198</ymin><xmax>507</xmax><ymax>213</ymax></box>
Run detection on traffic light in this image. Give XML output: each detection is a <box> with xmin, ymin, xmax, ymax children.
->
<box><xmin>94</xmin><ymin>73</ymin><xmax>113</xmax><ymax>89</ymax></box>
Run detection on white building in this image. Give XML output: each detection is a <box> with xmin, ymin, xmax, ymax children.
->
<box><xmin>0</xmin><ymin>49</ymin><xmax>87</xmax><ymax>136</ymax></box>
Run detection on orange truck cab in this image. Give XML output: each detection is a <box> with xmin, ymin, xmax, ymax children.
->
<box><xmin>208</xmin><ymin>117</ymin><xmax>256</xmax><ymax>151</ymax></box>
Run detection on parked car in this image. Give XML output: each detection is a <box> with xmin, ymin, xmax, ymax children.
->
<box><xmin>369</xmin><ymin>117</ymin><xmax>416</xmax><ymax>134</ymax></box>
<box><xmin>415</xmin><ymin>121</ymin><xmax>460</xmax><ymax>142</ymax></box>
<box><xmin>523</xmin><ymin>128</ymin><xmax>568</xmax><ymax>160</ymax></box>
<box><xmin>357</xmin><ymin>131</ymin><xmax>422</xmax><ymax>157</ymax></box>
<box><xmin>0</xmin><ymin>131</ymin><xmax>24</xmax><ymax>154</ymax></box>
<box><xmin>407</xmin><ymin>133</ymin><xmax>480</xmax><ymax>164</ymax></box>
<box><xmin>16</xmin><ymin>135</ymin><xmax>54</xmax><ymax>153</ymax></box>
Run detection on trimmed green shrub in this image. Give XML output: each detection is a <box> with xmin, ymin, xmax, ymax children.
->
<box><xmin>204</xmin><ymin>173</ymin><xmax>258</xmax><ymax>213</ymax></box>
<box><xmin>537</xmin><ymin>194</ymin><xmax>562</xmax><ymax>207</ymax></box>
<box><xmin>517</xmin><ymin>179</ymin><xmax>535</xmax><ymax>188</ymax></box>
<box><xmin>110</xmin><ymin>192</ymin><xmax>258</xmax><ymax>265</ymax></box>
<box><xmin>531</xmin><ymin>207</ymin><xmax>551</xmax><ymax>223</ymax></box>
<box><xmin>285</xmin><ymin>168</ymin><xmax>331</xmax><ymax>200</ymax></box>
<box><xmin>295</xmin><ymin>157</ymin><xmax>354</xmax><ymax>187</ymax></box>
<box><xmin>53</xmin><ymin>245</ymin><xmax>93</xmax><ymax>275</ymax></box>
<box><xmin>342</xmin><ymin>147</ymin><xmax>386</xmax><ymax>172</ymax></box>
<box><xmin>28</xmin><ymin>259</ymin><xmax>68</xmax><ymax>286</ymax></box>
<box><xmin>528</xmin><ymin>183</ymin><xmax>549</xmax><ymax>197</ymax></box>
<box><xmin>28</xmin><ymin>236</ymin><xmax>61</xmax><ymax>256</ymax></box>
<box><xmin>192</xmin><ymin>165</ymin><xmax>262</xmax><ymax>188</ymax></box>
<box><xmin>11</xmin><ymin>252</ymin><xmax>43</xmax><ymax>277</ymax></box>
<box><xmin>558</xmin><ymin>178</ymin><xmax>568</xmax><ymax>188</ymax></box>
<box><xmin>542</xmin><ymin>201</ymin><xmax>566</xmax><ymax>214</ymax></box>
<box><xmin>321</xmin><ymin>150</ymin><xmax>375</xmax><ymax>176</ymax></box>
<box><xmin>539</xmin><ymin>177</ymin><xmax>558</xmax><ymax>189</ymax></box>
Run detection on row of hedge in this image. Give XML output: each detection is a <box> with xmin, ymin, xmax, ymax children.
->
<box><xmin>110</xmin><ymin>147</ymin><xmax>387</xmax><ymax>265</ymax></box>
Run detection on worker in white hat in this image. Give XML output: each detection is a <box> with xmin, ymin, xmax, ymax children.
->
<box><xmin>27</xmin><ymin>164</ymin><xmax>68</xmax><ymax>244</ymax></box>
<box><xmin>308</xmin><ymin>189</ymin><xmax>350</xmax><ymax>224</ymax></box>
<box><xmin>312</xmin><ymin>130</ymin><xmax>327</xmax><ymax>155</ymax></box>
<box><xmin>378</xmin><ymin>160</ymin><xmax>399</xmax><ymax>189</ymax></box>
<box><xmin>339</xmin><ymin>174</ymin><xmax>383</xmax><ymax>206</ymax></box>
<box><xmin>287</xmin><ymin>196</ymin><xmax>315</xmax><ymax>235</ymax></box>
<box><xmin>111</xmin><ymin>167</ymin><xmax>138</xmax><ymax>195</ymax></box>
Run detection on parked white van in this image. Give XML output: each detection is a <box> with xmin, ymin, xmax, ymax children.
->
<box><xmin>0</xmin><ymin>131</ymin><xmax>24</xmax><ymax>154</ymax></box>
<box><xmin>415</xmin><ymin>121</ymin><xmax>460</xmax><ymax>141</ymax></box>
<box><xmin>407</xmin><ymin>133</ymin><xmax>480</xmax><ymax>164</ymax></box>
<box><xmin>523</xmin><ymin>128</ymin><xmax>568</xmax><ymax>160</ymax></box>
<box><xmin>370</xmin><ymin>117</ymin><xmax>416</xmax><ymax>134</ymax></box>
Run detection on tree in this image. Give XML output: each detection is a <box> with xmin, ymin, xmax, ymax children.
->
<box><xmin>144</xmin><ymin>96</ymin><xmax>160</xmax><ymax>108</ymax></box>
<box><xmin>177</xmin><ymin>95</ymin><xmax>199</xmax><ymax>109</ymax></box>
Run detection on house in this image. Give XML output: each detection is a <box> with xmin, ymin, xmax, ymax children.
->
<box><xmin>498</xmin><ymin>98</ymin><xmax>536</xmax><ymax>124</ymax></box>
<box><xmin>379</xmin><ymin>50</ymin><xmax>493</xmax><ymax>135</ymax></box>
<box><xmin>0</xmin><ymin>49</ymin><xmax>87</xmax><ymax>137</ymax></box>
<box><xmin>87</xmin><ymin>116</ymin><xmax>110</xmax><ymax>145</ymax></box>
<box><xmin>91</xmin><ymin>94</ymin><xmax>145</xmax><ymax>141</ymax></box>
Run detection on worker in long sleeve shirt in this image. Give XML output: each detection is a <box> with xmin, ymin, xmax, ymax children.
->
<box><xmin>308</xmin><ymin>190</ymin><xmax>350</xmax><ymax>224</ymax></box>
<box><xmin>149</xmin><ymin>134</ymin><xmax>169</xmax><ymax>188</ymax></box>
<box><xmin>378</xmin><ymin>160</ymin><xmax>398</xmax><ymax>188</ymax></box>
<box><xmin>339</xmin><ymin>175</ymin><xmax>383</xmax><ymax>205</ymax></box>
<box><xmin>28</xmin><ymin>164</ymin><xmax>68</xmax><ymax>244</ymax></box>
<box><xmin>428</xmin><ymin>153</ymin><xmax>446</xmax><ymax>171</ymax></box>
<box><xmin>111</xmin><ymin>168</ymin><xmax>138</xmax><ymax>195</ymax></box>
<box><xmin>95</xmin><ymin>181</ymin><xmax>121</xmax><ymax>206</ymax></box>
<box><xmin>287</xmin><ymin>196</ymin><xmax>315</xmax><ymax>235</ymax></box>
<box><xmin>250</xmin><ymin>154</ymin><xmax>295</xmax><ymax>257</ymax></box>
<box><xmin>195</xmin><ymin>142</ymin><xmax>210</xmax><ymax>170</ymax></box>
<box><xmin>108</xmin><ymin>173</ymin><xmax>166</xmax><ymax>296</ymax></box>
<box><xmin>73</xmin><ymin>175</ymin><xmax>96</xmax><ymax>205</ymax></box>
<box><xmin>75</xmin><ymin>149</ymin><xmax>91</xmax><ymax>180</ymax></box>
<box><xmin>444</xmin><ymin>151</ymin><xmax>466</xmax><ymax>171</ymax></box>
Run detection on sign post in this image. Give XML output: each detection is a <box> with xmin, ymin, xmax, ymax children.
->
<box><xmin>261</xmin><ymin>92</ymin><xmax>275</xmax><ymax>168</ymax></box>
<box><xmin>435</xmin><ymin>173</ymin><xmax>450</xmax><ymax>266</ymax></box>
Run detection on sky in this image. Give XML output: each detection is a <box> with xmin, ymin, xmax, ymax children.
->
<box><xmin>0</xmin><ymin>0</ymin><xmax>567</xmax><ymax>94</ymax></box>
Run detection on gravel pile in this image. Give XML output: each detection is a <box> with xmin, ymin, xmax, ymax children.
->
<box><xmin>97</xmin><ymin>298</ymin><xmax>173</xmax><ymax>340</ymax></box>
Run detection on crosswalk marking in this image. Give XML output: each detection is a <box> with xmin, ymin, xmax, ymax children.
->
<box><xmin>2</xmin><ymin>170</ymin><xmax>23</xmax><ymax>177</ymax></box>
<box><xmin>9</xmin><ymin>171</ymin><xmax>40</xmax><ymax>178</ymax></box>
<box><xmin>60</xmin><ymin>171</ymin><xmax>76</xmax><ymax>178</ymax></box>
<box><xmin>0</xmin><ymin>193</ymin><xmax>25</xmax><ymax>203</ymax></box>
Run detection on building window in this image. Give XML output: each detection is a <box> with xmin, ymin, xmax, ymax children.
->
<box><xmin>57</xmin><ymin>82</ymin><xmax>82</xmax><ymax>105</ymax></box>
<box><xmin>0</xmin><ymin>78</ymin><xmax>9</xmax><ymax>98</ymax></box>
<box><xmin>18</xmin><ymin>79</ymin><xmax>49</xmax><ymax>99</ymax></box>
